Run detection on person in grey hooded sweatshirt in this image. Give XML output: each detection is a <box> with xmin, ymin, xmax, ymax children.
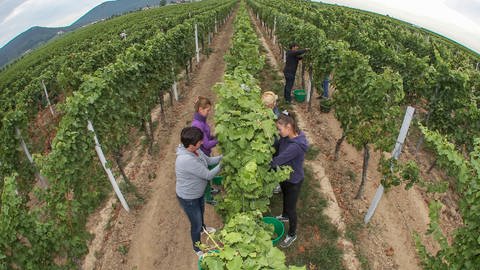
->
<box><xmin>175</xmin><ymin>126</ymin><xmax>222</xmax><ymax>257</ymax></box>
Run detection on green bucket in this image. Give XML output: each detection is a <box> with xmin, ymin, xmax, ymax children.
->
<box><xmin>262</xmin><ymin>217</ymin><xmax>285</xmax><ymax>245</ymax></box>
<box><xmin>198</xmin><ymin>250</ymin><xmax>220</xmax><ymax>270</ymax></box>
<box><xmin>212</xmin><ymin>176</ymin><xmax>223</xmax><ymax>185</ymax></box>
<box><xmin>293</xmin><ymin>89</ymin><xmax>306</xmax><ymax>103</ymax></box>
<box><xmin>208</xmin><ymin>164</ymin><xmax>223</xmax><ymax>185</ymax></box>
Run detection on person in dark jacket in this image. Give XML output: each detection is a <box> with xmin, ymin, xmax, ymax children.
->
<box><xmin>271</xmin><ymin>111</ymin><xmax>309</xmax><ymax>248</ymax></box>
<box><xmin>283</xmin><ymin>43</ymin><xmax>309</xmax><ymax>103</ymax></box>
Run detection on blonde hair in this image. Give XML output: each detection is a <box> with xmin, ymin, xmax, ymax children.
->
<box><xmin>194</xmin><ymin>96</ymin><xmax>212</xmax><ymax>112</ymax></box>
<box><xmin>261</xmin><ymin>91</ymin><xmax>278</xmax><ymax>108</ymax></box>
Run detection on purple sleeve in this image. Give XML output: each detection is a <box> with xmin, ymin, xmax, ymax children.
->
<box><xmin>271</xmin><ymin>144</ymin><xmax>301</xmax><ymax>167</ymax></box>
<box><xmin>202</xmin><ymin>130</ymin><xmax>218</xmax><ymax>150</ymax></box>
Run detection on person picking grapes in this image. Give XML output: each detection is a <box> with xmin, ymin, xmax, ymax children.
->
<box><xmin>191</xmin><ymin>96</ymin><xmax>220</xmax><ymax>205</ymax></box>
<box><xmin>175</xmin><ymin>126</ymin><xmax>222</xmax><ymax>257</ymax></box>
<box><xmin>261</xmin><ymin>91</ymin><xmax>281</xmax><ymax>119</ymax></box>
<box><xmin>271</xmin><ymin>111</ymin><xmax>309</xmax><ymax>248</ymax></box>
<box><xmin>283</xmin><ymin>43</ymin><xmax>309</xmax><ymax>103</ymax></box>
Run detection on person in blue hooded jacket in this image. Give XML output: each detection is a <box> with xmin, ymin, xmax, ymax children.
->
<box><xmin>271</xmin><ymin>110</ymin><xmax>309</xmax><ymax>248</ymax></box>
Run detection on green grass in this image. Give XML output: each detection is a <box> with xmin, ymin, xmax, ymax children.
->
<box><xmin>267</xmin><ymin>166</ymin><xmax>344</xmax><ymax>270</ymax></box>
<box><xmin>305</xmin><ymin>146</ymin><xmax>320</xmax><ymax>161</ymax></box>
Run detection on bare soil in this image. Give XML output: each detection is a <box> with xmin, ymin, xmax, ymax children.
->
<box><xmin>82</xmin><ymin>10</ymin><xmax>236</xmax><ymax>270</ymax></box>
<box><xmin>251</xmin><ymin>13</ymin><xmax>462</xmax><ymax>270</ymax></box>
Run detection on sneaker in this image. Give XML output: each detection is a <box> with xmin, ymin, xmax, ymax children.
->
<box><xmin>211</xmin><ymin>187</ymin><xmax>220</xmax><ymax>195</ymax></box>
<box><xmin>273</xmin><ymin>185</ymin><xmax>282</xmax><ymax>194</ymax></box>
<box><xmin>275</xmin><ymin>215</ymin><xmax>289</xmax><ymax>223</ymax></box>
<box><xmin>195</xmin><ymin>250</ymin><xmax>204</xmax><ymax>257</ymax></box>
<box><xmin>206</xmin><ymin>199</ymin><xmax>217</xmax><ymax>206</ymax></box>
<box><xmin>279</xmin><ymin>234</ymin><xmax>297</xmax><ymax>248</ymax></box>
<box><xmin>202</xmin><ymin>226</ymin><xmax>216</xmax><ymax>234</ymax></box>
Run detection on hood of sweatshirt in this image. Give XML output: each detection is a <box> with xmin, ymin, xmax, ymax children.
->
<box><xmin>290</xmin><ymin>132</ymin><xmax>308</xmax><ymax>152</ymax></box>
<box><xmin>176</xmin><ymin>144</ymin><xmax>195</xmax><ymax>157</ymax></box>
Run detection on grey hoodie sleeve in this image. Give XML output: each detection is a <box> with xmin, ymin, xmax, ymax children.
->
<box><xmin>183</xmin><ymin>161</ymin><xmax>221</xmax><ymax>181</ymax></box>
<box><xmin>207</xmin><ymin>155</ymin><xmax>223</xmax><ymax>166</ymax></box>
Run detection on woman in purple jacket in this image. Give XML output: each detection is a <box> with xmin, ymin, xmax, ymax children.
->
<box><xmin>192</xmin><ymin>96</ymin><xmax>219</xmax><ymax>205</ymax></box>
<box><xmin>271</xmin><ymin>111</ymin><xmax>309</xmax><ymax>248</ymax></box>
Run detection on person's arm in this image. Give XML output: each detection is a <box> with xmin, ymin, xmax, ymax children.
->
<box><xmin>271</xmin><ymin>144</ymin><xmax>301</xmax><ymax>167</ymax></box>
<box><xmin>206</xmin><ymin>155</ymin><xmax>223</xmax><ymax>166</ymax></box>
<box><xmin>202</xmin><ymin>130</ymin><xmax>218</xmax><ymax>151</ymax></box>
<box><xmin>184</xmin><ymin>161</ymin><xmax>221</xmax><ymax>181</ymax></box>
<box><xmin>292</xmin><ymin>49</ymin><xmax>308</xmax><ymax>56</ymax></box>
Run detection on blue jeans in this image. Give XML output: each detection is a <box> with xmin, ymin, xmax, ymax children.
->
<box><xmin>284</xmin><ymin>72</ymin><xmax>296</xmax><ymax>102</ymax></box>
<box><xmin>177</xmin><ymin>195</ymin><xmax>205</xmax><ymax>252</ymax></box>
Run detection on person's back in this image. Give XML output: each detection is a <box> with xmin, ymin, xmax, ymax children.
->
<box><xmin>175</xmin><ymin>145</ymin><xmax>209</xmax><ymax>199</ymax></box>
<box><xmin>282</xmin><ymin>43</ymin><xmax>308</xmax><ymax>103</ymax></box>
<box><xmin>283</xmin><ymin>49</ymin><xmax>306</xmax><ymax>75</ymax></box>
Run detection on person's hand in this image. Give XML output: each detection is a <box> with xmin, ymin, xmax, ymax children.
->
<box><xmin>305</xmin><ymin>48</ymin><xmax>310</xmax><ymax>51</ymax></box>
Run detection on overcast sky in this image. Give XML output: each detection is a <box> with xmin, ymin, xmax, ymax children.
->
<box><xmin>1</xmin><ymin>0</ymin><xmax>479</xmax><ymax>54</ymax></box>
<box><xmin>0</xmin><ymin>0</ymin><xmax>105</xmax><ymax>48</ymax></box>
<box><xmin>315</xmin><ymin>0</ymin><xmax>480</xmax><ymax>54</ymax></box>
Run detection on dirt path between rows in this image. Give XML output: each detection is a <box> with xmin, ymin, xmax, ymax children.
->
<box><xmin>82</xmin><ymin>9</ymin><xmax>236</xmax><ymax>270</ymax></box>
<box><xmin>250</xmin><ymin>11</ymin><xmax>454</xmax><ymax>270</ymax></box>
<box><xmin>250</xmin><ymin>11</ymin><xmax>360</xmax><ymax>270</ymax></box>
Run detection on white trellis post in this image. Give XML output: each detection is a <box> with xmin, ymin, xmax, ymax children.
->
<box><xmin>215</xmin><ymin>18</ymin><xmax>218</xmax><ymax>33</ymax></box>
<box><xmin>195</xmin><ymin>24</ymin><xmax>200</xmax><ymax>63</ymax></box>
<box><xmin>364</xmin><ymin>106</ymin><xmax>415</xmax><ymax>224</ymax></box>
<box><xmin>41</xmin><ymin>80</ymin><xmax>55</xmax><ymax>116</ymax></box>
<box><xmin>15</xmin><ymin>127</ymin><xmax>48</xmax><ymax>188</ymax></box>
<box><xmin>87</xmin><ymin>120</ymin><xmax>130</xmax><ymax>212</ymax></box>
<box><xmin>172</xmin><ymin>67</ymin><xmax>178</xmax><ymax>101</ymax></box>
<box><xmin>306</xmin><ymin>68</ymin><xmax>313</xmax><ymax>103</ymax></box>
<box><xmin>273</xmin><ymin>16</ymin><xmax>277</xmax><ymax>44</ymax></box>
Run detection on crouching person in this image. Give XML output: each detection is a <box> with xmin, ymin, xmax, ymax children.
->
<box><xmin>175</xmin><ymin>126</ymin><xmax>222</xmax><ymax>257</ymax></box>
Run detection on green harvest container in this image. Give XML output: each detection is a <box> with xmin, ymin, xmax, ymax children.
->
<box><xmin>262</xmin><ymin>216</ymin><xmax>285</xmax><ymax>245</ymax></box>
<box><xmin>208</xmin><ymin>164</ymin><xmax>223</xmax><ymax>185</ymax></box>
<box><xmin>293</xmin><ymin>89</ymin><xmax>306</xmax><ymax>102</ymax></box>
<box><xmin>198</xmin><ymin>250</ymin><xmax>220</xmax><ymax>270</ymax></box>
<box><xmin>212</xmin><ymin>176</ymin><xmax>223</xmax><ymax>185</ymax></box>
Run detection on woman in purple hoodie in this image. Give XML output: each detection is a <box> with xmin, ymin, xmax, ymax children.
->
<box><xmin>271</xmin><ymin>111</ymin><xmax>309</xmax><ymax>248</ymax></box>
<box><xmin>191</xmin><ymin>96</ymin><xmax>219</xmax><ymax>205</ymax></box>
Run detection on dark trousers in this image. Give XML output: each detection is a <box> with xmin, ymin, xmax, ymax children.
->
<box><xmin>284</xmin><ymin>72</ymin><xmax>296</xmax><ymax>102</ymax></box>
<box><xmin>280</xmin><ymin>180</ymin><xmax>303</xmax><ymax>236</ymax></box>
<box><xmin>177</xmin><ymin>195</ymin><xmax>205</xmax><ymax>252</ymax></box>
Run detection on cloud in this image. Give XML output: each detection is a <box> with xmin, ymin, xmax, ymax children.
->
<box><xmin>315</xmin><ymin>0</ymin><xmax>480</xmax><ymax>54</ymax></box>
<box><xmin>0</xmin><ymin>0</ymin><xmax>105</xmax><ymax>48</ymax></box>
<box><xmin>445</xmin><ymin>0</ymin><xmax>480</xmax><ymax>25</ymax></box>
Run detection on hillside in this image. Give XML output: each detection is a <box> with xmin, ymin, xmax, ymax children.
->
<box><xmin>0</xmin><ymin>0</ymin><xmax>170</xmax><ymax>68</ymax></box>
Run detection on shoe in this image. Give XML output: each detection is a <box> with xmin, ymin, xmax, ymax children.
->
<box><xmin>279</xmin><ymin>234</ymin><xmax>297</xmax><ymax>248</ymax></box>
<box><xmin>273</xmin><ymin>185</ymin><xmax>282</xmax><ymax>194</ymax></box>
<box><xmin>206</xmin><ymin>200</ymin><xmax>217</xmax><ymax>206</ymax></box>
<box><xmin>195</xmin><ymin>250</ymin><xmax>204</xmax><ymax>257</ymax></box>
<box><xmin>202</xmin><ymin>226</ymin><xmax>216</xmax><ymax>234</ymax></box>
<box><xmin>275</xmin><ymin>215</ymin><xmax>289</xmax><ymax>223</ymax></box>
<box><xmin>211</xmin><ymin>187</ymin><xmax>220</xmax><ymax>195</ymax></box>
